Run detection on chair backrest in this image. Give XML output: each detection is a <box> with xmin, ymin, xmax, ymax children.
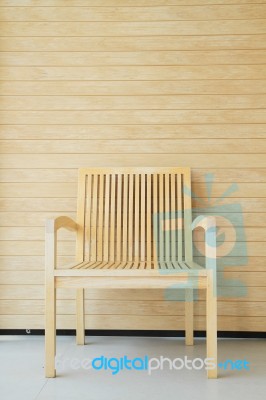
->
<box><xmin>76</xmin><ymin>167</ymin><xmax>193</xmax><ymax>265</ymax></box>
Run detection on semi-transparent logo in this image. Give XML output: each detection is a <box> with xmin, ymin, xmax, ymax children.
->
<box><xmin>153</xmin><ymin>173</ymin><xmax>248</xmax><ymax>301</ymax></box>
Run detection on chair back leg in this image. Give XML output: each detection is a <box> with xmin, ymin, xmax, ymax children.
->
<box><xmin>76</xmin><ymin>288</ymin><xmax>85</xmax><ymax>345</ymax></box>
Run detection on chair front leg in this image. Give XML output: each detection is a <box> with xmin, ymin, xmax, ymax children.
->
<box><xmin>185</xmin><ymin>289</ymin><xmax>194</xmax><ymax>345</ymax></box>
<box><xmin>206</xmin><ymin>270</ymin><xmax>217</xmax><ymax>378</ymax></box>
<box><xmin>45</xmin><ymin>277</ymin><xmax>56</xmax><ymax>377</ymax></box>
<box><xmin>45</xmin><ymin>219</ymin><xmax>57</xmax><ymax>377</ymax></box>
<box><xmin>76</xmin><ymin>288</ymin><xmax>85</xmax><ymax>345</ymax></box>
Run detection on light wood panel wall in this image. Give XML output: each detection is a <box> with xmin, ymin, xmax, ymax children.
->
<box><xmin>0</xmin><ymin>0</ymin><xmax>266</xmax><ymax>332</ymax></box>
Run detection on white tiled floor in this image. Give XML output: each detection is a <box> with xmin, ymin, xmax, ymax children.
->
<box><xmin>0</xmin><ymin>335</ymin><xmax>265</xmax><ymax>400</ymax></box>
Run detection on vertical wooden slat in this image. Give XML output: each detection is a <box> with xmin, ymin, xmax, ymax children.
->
<box><xmin>146</xmin><ymin>174</ymin><xmax>152</xmax><ymax>266</ymax></box>
<box><xmin>128</xmin><ymin>174</ymin><xmax>134</xmax><ymax>262</ymax></box>
<box><xmin>116</xmin><ymin>174</ymin><xmax>122</xmax><ymax>262</ymax></box>
<box><xmin>159</xmin><ymin>174</ymin><xmax>164</xmax><ymax>263</ymax></box>
<box><xmin>103</xmin><ymin>174</ymin><xmax>110</xmax><ymax>262</ymax></box>
<box><xmin>152</xmin><ymin>174</ymin><xmax>158</xmax><ymax>268</ymax></box>
<box><xmin>170</xmin><ymin>173</ymin><xmax>176</xmax><ymax>262</ymax></box>
<box><xmin>76</xmin><ymin>170</ymin><xmax>87</xmax><ymax>263</ymax></box>
<box><xmin>90</xmin><ymin>174</ymin><xmax>98</xmax><ymax>262</ymax></box>
<box><xmin>184</xmin><ymin>168</ymin><xmax>193</xmax><ymax>261</ymax></box>
<box><xmin>122</xmin><ymin>174</ymin><xmax>129</xmax><ymax>261</ymax></box>
<box><xmin>97</xmin><ymin>174</ymin><xmax>104</xmax><ymax>262</ymax></box>
<box><xmin>140</xmin><ymin>174</ymin><xmax>146</xmax><ymax>262</ymax></box>
<box><xmin>134</xmin><ymin>174</ymin><xmax>139</xmax><ymax>263</ymax></box>
<box><xmin>138</xmin><ymin>174</ymin><xmax>146</xmax><ymax>269</ymax></box>
<box><xmin>177</xmin><ymin>174</ymin><xmax>183</xmax><ymax>262</ymax></box>
<box><xmin>164</xmin><ymin>173</ymin><xmax>170</xmax><ymax>262</ymax></box>
<box><xmin>109</xmin><ymin>174</ymin><xmax>116</xmax><ymax>261</ymax></box>
<box><xmin>84</xmin><ymin>173</ymin><xmax>92</xmax><ymax>262</ymax></box>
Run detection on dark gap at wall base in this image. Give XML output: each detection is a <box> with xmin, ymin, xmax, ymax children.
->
<box><xmin>0</xmin><ymin>330</ymin><xmax>265</xmax><ymax>339</ymax></box>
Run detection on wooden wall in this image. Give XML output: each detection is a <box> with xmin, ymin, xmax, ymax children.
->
<box><xmin>0</xmin><ymin>0</ymin><xmax>266</xmax><ymax>332</ymax></box>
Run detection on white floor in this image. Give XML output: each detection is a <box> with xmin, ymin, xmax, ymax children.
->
<box><xmin>0</xmin><ymin>335</ymin><xmax>265</xmax><ymax>400</ymax></box>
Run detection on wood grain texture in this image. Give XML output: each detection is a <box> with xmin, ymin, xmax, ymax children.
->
<box><xmin>1</xmin><ymin>36</ymin><xmax>266</xmax><ymax>52</ymax></box>
<box><xmin>1</xmin><ymin>1</ymin><xmax>264</xmax><ymax>6</ymax></box>
<box><xmin>2</xmin><ymin>20</ymin><xmax>266</xmax><ymax>36</ymax></box>
<box><xmin>1</xmin><ymin>168</ymin><xmax>266</xmax><ymax>183</ymax></box>
<box><xmin>1</xmin><ymin>50</ymin><xmax>266</xmax><ymax>67</ymax></box>
<box><xmin>2</xmin><ymin>81</ymin><xmax>266</xmax><ymax>96</ymax></box>
<box><xmin>0</xmin><ymin>0</ymin><xmax>265</xmax><ymax>331</ymax></box>
<box><xmin>1</xmin><ymin>110</ymin><xmax>266</xmax><ymax>125</ymax></box>
<box><xmin>2</xmin><ymin>95</ymin><xmax>266</xmax><ymax>110</ymax></box>
<box><xmin>1</xmin><ymin>4</ymin><xmax>266</xmax><ymax>21</ymax></box>
<box><xmin>1</xmin><ymin>138</ymin><xmax>266</xmax><ymax>152</ymax></box>
<box><xmin>1</xmin><ymin>66</ymin><xmax>266</xmax><ymax>80</ymax></box>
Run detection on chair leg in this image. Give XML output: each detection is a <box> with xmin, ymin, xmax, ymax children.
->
<box><xmin>185</xmin><ymin>289</ymin><xmax>194</xmax><ymax>345</ymax></box>
<box><xmin>206</xmin><ymin>271</ymin><xmax>217</xmax><ymax>378</ymax></box>
<box><xmin>76</xmin><ymin>288</ymin><xmax>85</xmax><ymax>345</ymax></box>
<box><xmin>45</xmin><ymin>279</ymin><xmax>56</xmax><ymax>378</ymax></box>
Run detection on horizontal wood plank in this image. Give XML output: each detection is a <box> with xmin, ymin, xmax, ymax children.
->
<box><xmin>1</xmin><ymin>5</ymin><xmax>266</xmax><ymax>21</ymax></box>
<box><xmin>1</xmin><ymin>35</ymin><xmax>266</xmax><ymax>51</ymax></box>
<box><xmin>1</xmin><ymin>154</ymin><xmax>266</xmax><ymax>168</ymax></box>
<box><xmin>1</xmin><ymin>95</ymin><xmax>266</xmax><ymax>111</ymax></box>
<box><xmin>2</xmin><ymin>20</ymin><xmax>266</xmax><ymax>36</ymax></box>
<box><xmin>1</xmin><ymin>168</ymin><xmax>266</xmax><ymax>183</ymax></box>
<box><xmin>1</xmin><ymin>65</ymin><xmax>266</xmax><ymax>80</ymax></box>
<box><xmin>1</xmin><ymin>138</ymin><xmax>266</xmax><ymax>153</ymax></box>
<box><xmin>1</xmin><ymin>110</ymin><xmax>266</xmax><ymax>124</ymax></box>
<box><xmin>1</xmin><ymin>124</ymin><xmax>266</xmax><ymax>139</ymax></box>
<box><xmin>1</xmin><ymin>81</ymin><xmax>266</xmax><ymax>96</ymax></box>
<box><xmin>1</xmin><ymin>1</ymin><xmax>264</xmax><ymax>6</ymax></box>
<box><xmin>0</xmin><ymin>314</ymin><xmax>265</xmax><ymax>331</ymax></box>
<box><xmin>1</xmin><ymin>50</ymin><xmax>266</xmax><ymax>67</ymax></box>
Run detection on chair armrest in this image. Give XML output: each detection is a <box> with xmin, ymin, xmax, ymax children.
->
<box><xmin>45</xmin><ymin>216</ymin><xmax>79</xmax><ymax>271</ymax></box>
<box><xmin>192</xmin><ymin>215</ymin><xmax>217</xmax><ymax>270</ymax></box>
<box><xmin>46</xmin><ymin>216</ymin><xmax>78</xmax><ymax>233</ymax></box>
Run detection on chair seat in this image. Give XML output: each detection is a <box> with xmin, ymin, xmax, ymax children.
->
<box><xmin>67</xmin><ymin>260</ymin><xmax>204</xmax><ymax>270</ymax></box>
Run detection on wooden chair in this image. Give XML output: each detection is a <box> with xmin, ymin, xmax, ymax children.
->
<box><xmin>45</xmin><ymin>167</ymin><xmax>217</xmax><ymax>378</ymax></box>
